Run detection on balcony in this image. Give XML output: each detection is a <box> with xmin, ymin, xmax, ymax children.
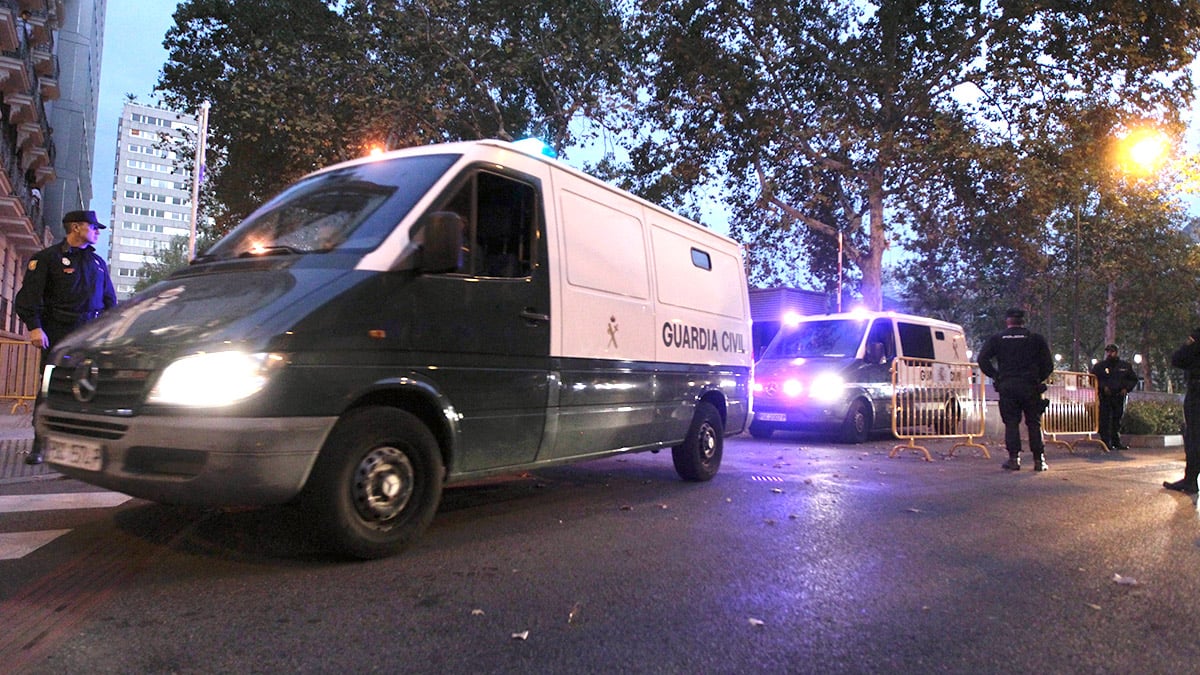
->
<box><xmin>0</xmin><ymin>53</ymin><xmax>29</xmax><ymax>95</ymax></box>
<box><xmin>0</xmin><ymin>195</ymin><xmax>36</xmax><ymax>250</ymax></box>
<box><xmin>5</xmin><ymin>91</ymin><xmax>33</xmax><ymax>123</ymax></box>
<box><xmin>30</xmin><ymin>43</ymin><xmax>49</xmax><ymax>74</ymax></box>
<box><xmin>15</xmin><ymin>120</ymin><xmax>41</xmax><ymax>149</ymax></box>
<box><xmin>37</xmin><ymin>71</ymin><xmax>55</xmax><ymax>100</ymax></box>
<box><xmin>0</xmin><ymin>7</ymin><xmax>17</xmax><ymax>52</ymax></box>
<box><xmin>24</xmin><ymin>14</ymin><xmax>47</xmax><ymax>46</ymax></box>
<box><xmin>33</xmin><ymin>162</ymin><xmax>52</xmax><ymax>185</ymax></box>
<box><xmin>19</xmin><ymin>143</ymin><xmax>46</xmax><ymax>172</ymax></box>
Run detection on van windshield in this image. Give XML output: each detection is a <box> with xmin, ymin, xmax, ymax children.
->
<box><xmin>761</xmin><ymin>319</ymin><xmax>867</xmax><ymax>359</ymax></box>
<box><xmin>201</xmin><ymin>154</ymin><xmax>459</xmax><ymax>260</ymax></box>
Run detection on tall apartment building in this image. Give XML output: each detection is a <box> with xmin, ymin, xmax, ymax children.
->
<box><xmin>0</xmin><ymin>0</ymin><xmax>104</xmax><ymax>338</ymax></box>
<box><xmin>107</xmin><ymin>102</ymin><xmax>196</xmax><ymax>300</ymax></box>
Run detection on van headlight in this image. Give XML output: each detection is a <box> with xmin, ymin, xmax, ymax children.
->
<box><xmin>809</xmin><ymin>372</ymin><xmax>846</xmax><ymax>402</ymax></box>
<box><xmin>148</xmin><ymin>352</ymin><xmax>284</xmax><ymax>407</ymax></box>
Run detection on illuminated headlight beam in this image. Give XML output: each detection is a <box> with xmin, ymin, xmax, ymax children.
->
<box><xmin>148</xmin><ymin>352</ymin><xmax>284</xmax><ymax>407</ymax></box>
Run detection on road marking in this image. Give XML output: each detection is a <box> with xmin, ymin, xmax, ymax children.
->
<box><xmin>0</xmin><ymin>492</ymin><xmax>133</xmax><ymax>559</ymax></box>
<box><xmin>0</xmin><ymin>530</ymin><xmax>70</xmax><ymax>560</ymax></box>
<box><xmin>0</xmin><ymin>492</ymin><xmax>131</xmax><ymax>514</ymax></box>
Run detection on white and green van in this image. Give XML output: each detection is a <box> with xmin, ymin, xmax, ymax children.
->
<box><xmin>36</xmin><ymin>140</ymin><xmax>753</xmax><ymax>558</ymax></box>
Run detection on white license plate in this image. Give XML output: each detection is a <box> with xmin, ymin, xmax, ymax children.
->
<box><xmin>756</xmin><ymin>412</ymin><xmax>787</xmax><ymax>422</ymax></box>
<box><xmin>45</xmin><ymin>436</ymin><xmax>104</xmax><ymax>471</ymax></box>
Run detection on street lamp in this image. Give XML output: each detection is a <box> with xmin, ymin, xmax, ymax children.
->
<box><xmin>1120</xmin><ymin>128</ymin><xmax>1169</xmax><ymax>175</ymax></box>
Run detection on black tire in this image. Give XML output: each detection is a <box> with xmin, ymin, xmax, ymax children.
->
<box><xmin>935</xmin><ymin>399</ymin><xmax>962</xmax><ymax>435</ymax></box>
<box><xmin>840</xmin><ymin>399</ymin><xmax>871</xmax><ymax>443</ymax></box>
<box><xmin>672</xmin><ymin>401</ymin><xmax>723</xmax><ymax>481</ymax></box>
<box><xmin>302</xmin><ymin>407</ymin><xmax>444</xmax><ymax>560</ymax></box>
<box><xmin>748</xmin><ymin>420</ymin><xmax>775</xmax><ymax>439</ymax></box>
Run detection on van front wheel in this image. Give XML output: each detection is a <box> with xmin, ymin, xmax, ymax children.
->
<box><xmin>840</xmin><ymin>399</ymin><xmax>871</xmax><ymax>444</ymax></box>
<box><xmin>748</xmin><ymin>420</ymin><xmax>775</xmax><ymax>439</ymax></box>
<box><xmin>672</xmin><ymin>401</ymin><xmax>723</xmax><ymax>481</ymax></box>
<box><xmin>303</xmin><ymin>407</ymin><xmax>444</xmax><ymax>559</ymax></box>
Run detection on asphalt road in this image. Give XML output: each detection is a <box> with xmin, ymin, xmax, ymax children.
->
<box><xmin>1</xmin><ymin>433</ymin><xmax>1198</xmax><ymax>674</ymax></box>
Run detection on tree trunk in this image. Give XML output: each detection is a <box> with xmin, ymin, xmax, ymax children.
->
<box><xmin>862</xmin><ymin>174</ymin><xmax>886</xmax><ymax>311</ymax></box>
<box><xmin>1104</xmin><ymin>281</ymin><xmax>1117</xmax><ymax>347</ymax></box>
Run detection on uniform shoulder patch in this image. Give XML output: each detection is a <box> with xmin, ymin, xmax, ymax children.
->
<box><xmin>27</xmin><ymin>260</ymin><xmax>36</xmax><ymax>271</ymax></box>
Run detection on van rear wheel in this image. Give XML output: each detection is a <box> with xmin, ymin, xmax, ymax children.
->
<box><xmin>672</xmin><ymin>401</ymin><xmax>723</xmax><ymax>481</ymax></box>
<box><xmin>303</xmin><ymin>407</ymin><xmax>444</xmax><ymax>559</ymax></box>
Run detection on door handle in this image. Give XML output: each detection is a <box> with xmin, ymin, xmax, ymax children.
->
<box><xmin>520</xmin><ymin>308</ymin><xmax>550</xmax><ymax>323</ymax></box>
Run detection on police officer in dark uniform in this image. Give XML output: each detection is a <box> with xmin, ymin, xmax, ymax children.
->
<box><xmin>1165</xmin><ymin>328</ymin><xmax>1200</xmax><ymax>494</ymax></box>
<box><xmin>1090</xmin><ymin>343</ymin><xmax>1139</xmax><ymax>450</ymax></box>
<box><xmin>977</xmin><ymin>308</ymin><xmax>1055</xmax><ymax>471</ymax></box>
<box><xmin>14</xmin><ymin>210</ymin><xmax>116</xmax><ymax>464</ymax></box>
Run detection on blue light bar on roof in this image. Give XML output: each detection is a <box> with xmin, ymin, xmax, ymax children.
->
<box><xmin>513</xmin><ymin>137</ymin><xmax>558</xmax><ymax>158</ymax></box>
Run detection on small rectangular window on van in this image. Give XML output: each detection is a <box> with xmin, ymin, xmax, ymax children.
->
<box><xmin>897</xmin><ymin>322</ymin><xmax>936</xmax><ymax>360</ymax></box>
<box><xmin>934</xmin><ymin>330</ymin><xmax>945</xmax><ymax>340</ymax></box>
<box><xmin>690</xmin><ymin>248</ymin><xmax>712</xmax><ymax>270</ymax></box>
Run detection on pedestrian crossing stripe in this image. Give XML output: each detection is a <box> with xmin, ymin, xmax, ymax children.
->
<box><xmin>0</xmin><ymin>492</ymin><xmax>133</xmax><ymax>560</ymax></box>
<box><xmin>0</xmin><ymin>530</ymin><xmax>70</xmax><ymax>560</ymax></box>
<box><xmin>0</xmin><ymin>492</ymin><xmax>132</xmax><ymax>514</ymax></box>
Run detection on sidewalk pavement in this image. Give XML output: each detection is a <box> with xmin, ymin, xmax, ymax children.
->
<box><xmin>0</xmin><ymin>411</ymin><xmax>56</xmax><ymax>485</ymax></box>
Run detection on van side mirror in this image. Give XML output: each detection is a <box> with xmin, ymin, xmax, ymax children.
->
<box><xmin>410</xmin><ymin>211</ymin><xmax>464</xmax><ymax>273</ymax></box>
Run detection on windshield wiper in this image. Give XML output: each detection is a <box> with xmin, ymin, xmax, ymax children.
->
<box><xmin>236</xmin><ymin>245</ymin><xmax>304</xmax><ymax>258</ymax></box>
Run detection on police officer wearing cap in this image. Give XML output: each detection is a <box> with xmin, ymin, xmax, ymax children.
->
<box><xmin>14</xmin><ymin>210</ymin><xmax>116</xmax><ymax>464</ymax></box>
<box><xmin>977</xmin><ymin>308</ymin><xmax>1055</xmax><ymax>471</ymax></box>
<box><xmin>1090</xmin><ymin>343</ymin><xmax>1139</xmax><ymax>450</ymax></box>
<box><xmin>1165</xmin><ymin>328</ymin><xmax>1200</xmax><ymax>494</ymax></box>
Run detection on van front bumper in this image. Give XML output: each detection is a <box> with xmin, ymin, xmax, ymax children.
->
<box><xmin>752</xmin><ymin>400</ymin><xmax>851</xmax><ymax>430</ymax></box>
<box><xmin>37</xmin><ymin>412</ymin><xmax>338</xmax><ymax>506</ymax></box>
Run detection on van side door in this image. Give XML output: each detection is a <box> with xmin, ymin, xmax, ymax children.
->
<box><xmin>405</xmin><ymin>166</ymin><xmax>552</xmax><ymax>472</ymax></box>
<box><xmin>862</xmin><ymin>318</ymin><xmax>896</xmax><ymax>423</ymax></box>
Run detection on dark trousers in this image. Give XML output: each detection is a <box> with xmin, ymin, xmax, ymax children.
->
<box><xmin>1097</xmin><ymin>392</ymin><xmax>1126</xmax><ymax>445</ymax></box>
<box><xmin>998</xmin><ymin>384</ymin><xmax>1045</xmax><ymax>457</ymax></box>
<box><xmin>1183</xmin><ymin>389</ymin><xmax>1200</xmax><ymax>484</ymax></box>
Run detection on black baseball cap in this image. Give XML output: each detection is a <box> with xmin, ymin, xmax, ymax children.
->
<box><xmin>62</xmin><ymin>210</ymin><xmax>106</xmax><ymax>229</ymax></box>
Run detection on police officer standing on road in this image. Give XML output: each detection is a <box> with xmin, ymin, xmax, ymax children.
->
<box><xmin>977</xmin><ymin>308</ymin><xmax>1055</xmax><ymax>472</ymax></box>
<box><xmin>1165</xmin><ymin>328</ymin><xmax>1200</xmax><ymax>494</ymax></box>
<box><xmin>14</xmin><ymin>210</ymin><xmax>116</xmax><ymax>464</ymax></box>
<box><xmin>1090</xmin><ymin>344</ymin><xmax>1139</xmax><ymax>450</ymax></box>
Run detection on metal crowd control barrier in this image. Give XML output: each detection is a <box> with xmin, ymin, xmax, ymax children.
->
<box><xmin>0</xmin><ymin>339</ymin><xmax>40</xmax><ymax>414</ymax></box>
<box><xmin>888</xmin><ymin>357</ymin><xmax>989</xmax><ymax>462</ymax></box>
<box><xmin>1042</xmin><ymin>370</ymin><xmax>1106</xmax><ymax>454</ymax></box>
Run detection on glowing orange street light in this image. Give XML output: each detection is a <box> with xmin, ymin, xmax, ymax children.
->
<box><xmin>1118</xmin><ymin>127</ymin><xmax>1169</xmax><ymax>175</ymax></box>
<box><xmin>367</xmin><ymin>144</ymin><xmax>386</xmax><ymax>157</ymax></box>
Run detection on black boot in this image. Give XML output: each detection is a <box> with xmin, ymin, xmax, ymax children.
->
<box><xmin>1032</xmin><ymin>454</ymin><xmax>1048</xmax><ymax>472</ymax></box>
<box><xmin>23</xmin><ymin>447</ymin><xmax>43</xmax><ymax>465</ymax></box>
<box><xmin>1002</xmin><ymin>454</ymin><xmax>1021</xmax><ymax>471</ymax></box>
<box><xmin>1163</xmin><ymin>479</ymin><xmax>1199</xmax><ymax>494</ymax></box>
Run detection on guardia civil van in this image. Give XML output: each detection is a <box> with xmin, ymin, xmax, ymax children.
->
<box><xmin>35</xmin><ymin>139</ymin><xmax>752</xmax><ymax>559</ymax></box>
<box><xmin>750</xmin><ymin>310</ymin><xmax>968</xmax><ymax>442</ymax></box>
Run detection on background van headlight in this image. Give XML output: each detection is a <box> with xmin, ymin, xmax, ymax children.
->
<box><xmin>148</xmin><ymin>352</ymin><xmax>284</xmax><ymax>406</ymax></box>
<box><xmin>809</xmin><ymin>372</ymin><xmax>846</xmax><ymax>402</ymax></box>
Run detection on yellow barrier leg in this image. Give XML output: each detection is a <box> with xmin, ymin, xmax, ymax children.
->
<box><xmin>889</xmin><ymin>437</ymin><xmax>933</xmax><ymax>462</ymax></box>
<box><xmin>949</xmin><ymin>436</ymin><xmax>990</xmax><ymax>459</ymax></box>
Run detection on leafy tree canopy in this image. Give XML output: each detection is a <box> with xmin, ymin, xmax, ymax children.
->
<box><xmin>630</xmin><ymin>0</ymin><xmax>1200</xmax><ymax>309</ymax></box>
<box><xmin>158</xmin><ymin>0</ymin><xmax>637</xmax><ymax>234</ymax></box>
